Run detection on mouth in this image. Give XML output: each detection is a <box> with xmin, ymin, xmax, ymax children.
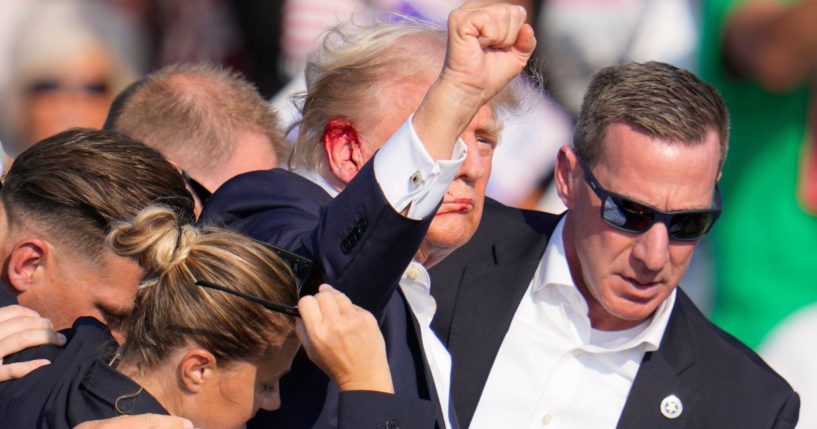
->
<box><xmin>435</xmin><ymin>198</ymin><xmax>475</xmax><ymax>216</ymax></box>
<box><xmin>619</xmin><ymin>275</ymin><xmax>663</xmax><ymax>298</ymax></box>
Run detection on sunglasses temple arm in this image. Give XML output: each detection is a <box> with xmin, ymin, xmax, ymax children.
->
<box><xmin>195</xmin><ymin>281</ymin><xmax>301</xmax><ymax>318</ymax></box>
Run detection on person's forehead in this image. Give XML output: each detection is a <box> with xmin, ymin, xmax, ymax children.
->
<box><xmin>594</xmin><ymin>123</ymin><xmax>721</xmax><ymax>210</ymax></box>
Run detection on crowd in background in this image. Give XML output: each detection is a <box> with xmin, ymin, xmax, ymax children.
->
<box><xmin>0</xmin><ymin>0</ymin><xmax>815</xmax><ymax>427</ymax></box>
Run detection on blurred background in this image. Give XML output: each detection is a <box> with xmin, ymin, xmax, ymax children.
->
<box><xmin>1</xmin><ymin>0</ymin><xmax>815</xmax><ymax>424</ymax></box>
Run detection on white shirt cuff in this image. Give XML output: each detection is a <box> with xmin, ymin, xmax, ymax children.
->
<box><xmin>373</xmin><ymin>115</ymin><xmax>466</xmax><ymax>220</ymax></box>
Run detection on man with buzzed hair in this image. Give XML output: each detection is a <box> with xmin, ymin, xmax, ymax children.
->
<box><xmin>104</xmin><ymin>63</ymin><xmax>285</xmax><ymax>207</ymax></box>
<box><xmin>0</xmin><ymin>128</ymin><xmax>194</xmax><ymax>338</ymax></box>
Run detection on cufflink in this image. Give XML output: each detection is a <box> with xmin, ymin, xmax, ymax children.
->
<box><xmin>409</xmin><ymin>171</ymin><xmax>423</xmax><ymax>189</ymax></box>
<box><xmin>660</xmin><ymin>394</ymin><xmax>683</xmax><ymax>419</ymax></box>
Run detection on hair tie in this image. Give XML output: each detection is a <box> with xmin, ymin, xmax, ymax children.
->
<box><xmin>173</xmin><ymin>223</ymin><xmax>184</xmax><ymax>258</ymax></box>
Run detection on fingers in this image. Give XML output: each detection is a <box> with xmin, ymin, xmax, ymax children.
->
<box><xmin>0</xmin><ymin>359</ymin><xmax>51</xmax><ymax>382</ymax></box>
<box><xmin>0</xmin><ymin>322</ymin><xmax>66</xmax><ymax>358</ymax></box>
<box><xmin>514</xmin><ymin>23</ymin><xmax>537</xmax><ymax>56</ymax></box>
<box><xmin>0</xmin><ymin>305</ymin><xmax>42</xmax><ymax>324</ymax></box>
<box><xmin>453</xmin><ymin>3</ymin><xmax>528</xmax><ymax>49</ymax></box>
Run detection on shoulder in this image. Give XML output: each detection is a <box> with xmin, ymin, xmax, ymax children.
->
<box><xmin>200</xmin><ymin>168</ymin><xmax>331</xmax><ymax>243</ymax></box>
<box><xmin>669</xmin><ymin>292</ymin><xmax>798</xmax><ymax>422</ymax></box>
<box><xmin>203</xmin><ymin>168</ymin><xmax>331</xmax><ymax>222</ymax></box>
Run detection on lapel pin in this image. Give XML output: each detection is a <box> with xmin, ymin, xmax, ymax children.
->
<box><xmin>660</xmin><ymin>394</ymin><xmax>683</xmax><ymax>419</ymax></box>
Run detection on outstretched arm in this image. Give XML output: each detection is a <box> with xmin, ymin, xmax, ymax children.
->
<box><xmin>414</xmin><ymin>2</ymin><xmax>536</xmax><ymax>158</ymax></box>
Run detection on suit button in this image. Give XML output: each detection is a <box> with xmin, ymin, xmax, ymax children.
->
<box><xmin>384</xmin><ymin>419</ymin><xmax>399</xmax><ymax>429</ymax></box>
<box><xmin>341</xmin><ymin>239</ymin><xmax>352</xmax><ymax>254</ymax></box>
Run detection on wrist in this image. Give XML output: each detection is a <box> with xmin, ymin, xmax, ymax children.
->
<box><xmin>412</xmin><ymin>78</ymin><xmax>482</xmax><ymax>160</ymax></box>
<box><xmin>335</xmin><ymin>368</ymin><xmax>394</xmax><ymax>394</ymax></box>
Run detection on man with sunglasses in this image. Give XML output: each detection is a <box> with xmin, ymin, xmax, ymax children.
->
<box><xmin>430</xmin><ymin>61</ymin><xmax>799</xmax><ymax>428</ymax></box>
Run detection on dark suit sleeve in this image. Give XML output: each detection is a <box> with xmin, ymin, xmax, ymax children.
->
<box><xmin>338</xmin><ymin>391</ymin><xmax>436</xmax><ymax>429</ymax></box>
<box><xmin>202</xmin><ymin>161</ymin><xmax>433</xmax><ymax>320</ymax></box>
<box><xmin>772</xmin><ymin>391</ymin><xmax>800</xmax><ymax>429</ymax></box>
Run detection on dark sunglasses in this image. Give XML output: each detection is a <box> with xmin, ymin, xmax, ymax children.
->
<box><xmin>27</xmin><ymin>79</ymin><xmax>109</xmax><ymax>95</ymax></box>
<box><xmin>191</xmin><ymin>240</ymin><xmax>326</xmax><ymax>317</ymax></box>
<box><xmin>576</xmin><ymin>155</ymin><xmax>721</xmax><ymax>241</ymax></box>
<box><xmin>195</xmin><ymin>280</ymin><xmax>300</xmax><ymax>317</ymax></box>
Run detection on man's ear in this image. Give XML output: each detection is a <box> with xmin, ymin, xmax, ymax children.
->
<box><xmin>178</xmin><ymin>348</ymin><xmax>218</xmax><ymax>394</ymax></box>
<box><xmin>554</xmin><ymin>145</ymin><xmax>579</xmax><ymax>210</ymax></box>
<box><xmin>7</xmin><ymin>238</ymin><xmax>49</xmax><ymax>293</ymax></box>
<box><xmin>323</xmin><ymin>119</ymin><xmax>366</xmax><ymax>186</ymax></box>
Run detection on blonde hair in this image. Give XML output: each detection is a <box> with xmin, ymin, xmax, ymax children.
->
<box><xmin>288</xmin><ymin>17</ymin><xmax>524</xmax><ymax>174</ymax></box>
<box><xmin>108</xmin><ymin>206</ymin><xmax>298</xmax><ymax>369</ymax></box>
<box><xmin>288</xmin><ymin>18</ymin><xmax>446</xmax><ymax>173</ymax></box>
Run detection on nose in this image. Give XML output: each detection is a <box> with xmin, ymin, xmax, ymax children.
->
<box><xmin>631</xmin><ymin>221</ymin><xmax>670</xmax><ymax>273</ymax></box>
<box><xmin>457</xmin><ymin>138</ymin><xmax>488</xmax><ymax>183</ymax></box>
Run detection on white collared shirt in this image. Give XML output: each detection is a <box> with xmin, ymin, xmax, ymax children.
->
<box><xmin>471</xmin><ymin>217</ymin><xmax>676</xmax><ymax>429</ymax></box>
<box><xmin>297</xmin><ymin>115</ymin><xmax>461</xmax><ymax>428</ymax></box>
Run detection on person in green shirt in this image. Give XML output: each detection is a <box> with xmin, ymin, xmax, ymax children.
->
<box><xmin>699</xmin><ymin>0</ymin><xmax>817</xmax><ymax>349</ymax></box>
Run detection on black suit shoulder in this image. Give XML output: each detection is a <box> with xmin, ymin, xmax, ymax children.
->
<box><xmin>675</xmin><ymin>291</ymin><xmax>798</xmax><ymax>427</ymax></box>
<box><xmin>620</xmin><ymin>290</ymin><xmax>799</xmax><ymax>428</ymax></box>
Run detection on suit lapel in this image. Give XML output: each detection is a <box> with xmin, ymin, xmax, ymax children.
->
<box><xmin>617</xmin><ymin>290</ymin><xmax>699</xmax><ymax>429</ymax></box>
<box><xmin>399</xmin><ymin>288</ymin><xmax>452</xmax><ymax>429</ymax></box>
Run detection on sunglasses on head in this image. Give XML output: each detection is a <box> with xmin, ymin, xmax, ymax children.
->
<box><xmin>576</xmin><ymin>154</ymin><xmax>721</xmax><ymax>241</ymax></box>
<box><xmin>192</xmin><ymin>240</ymin><xmax>326</xmax><ymax>318</ymax></box>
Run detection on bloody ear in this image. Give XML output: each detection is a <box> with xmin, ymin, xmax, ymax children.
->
<box><xmin>323</xmin><ymin>119</ymin><xmax>366</xmax><ymax>185</ymax></box>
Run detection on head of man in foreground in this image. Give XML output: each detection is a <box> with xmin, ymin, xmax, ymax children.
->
<box><xmin>554</xmin><ymin>61</ymin><xmax>729</xmax><ymax>331</ymax></box>
<box><xmin>290</xmin><ymin>9</ymin><xmax>531</xmax><ymax>267</ymax></box>
<box><xmin>0</xmin><ymin>128</ymin><xmax>194</xmax><ymax>335</ymax></box>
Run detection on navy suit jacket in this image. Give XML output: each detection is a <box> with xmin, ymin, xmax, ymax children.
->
<box><xmin>430</xmin><ymin>199</ymin><xmax>800</xmax><ymax>428</ymax></box>
<box><xmin>202</xmin><ymin>163</ymin><xmax>449</xmax><ymax>429</ymax></box>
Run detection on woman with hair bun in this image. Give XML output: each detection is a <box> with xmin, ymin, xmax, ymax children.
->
<box><xmin>1</xmin><ymin>205</ymin><xmax>393</xmax><ymax>429</ymax></box>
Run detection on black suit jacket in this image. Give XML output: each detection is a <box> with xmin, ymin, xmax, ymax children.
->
<box><xmin>430</xmin><ymin>199</ymin><xmax>799</xmax><ymax>428</ymax></box>
<box><xmin>202</xmin><ymin>162</ymin><xmax>449</xmax><ymax>429</ymax></box>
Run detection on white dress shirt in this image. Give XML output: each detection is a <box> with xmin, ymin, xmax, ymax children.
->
<box><xmin>471</xmin><ymin>218</ymin><xmax>676</xmax><ymax>429</ymax></box>
<box><xmin>297</xmin><ymin>115</ymin><xmax>463</xmax><ymax>428</ymax></box>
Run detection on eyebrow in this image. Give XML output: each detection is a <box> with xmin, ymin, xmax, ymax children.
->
<box><xmin>476</xmin><ymin>121</ymin><xmax>504</xmax><ymax>142</ymax></box>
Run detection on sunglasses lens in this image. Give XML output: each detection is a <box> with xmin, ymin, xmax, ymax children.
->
<box><xmin>668</xmin><ymin>212</ymin><xmax>715</xmax><ymax>240</ymax></box>
<box><xmin>603</xmin><ymin>196</ymin><xmax>653</xmax><ymax>232</ymax></box>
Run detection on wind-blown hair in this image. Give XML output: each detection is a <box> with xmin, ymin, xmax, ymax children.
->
<box><xmin>109</xmin><ymin>206</ymin><xmax>298</xmax><ymax>369</ymax></box>
<box><xmin>289</xmin><ymin>18</ymin><xmax>446</xmax><ymax>173</ymax></box>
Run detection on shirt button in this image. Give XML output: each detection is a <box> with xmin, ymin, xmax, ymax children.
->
<box><xmin>542</xmin><ymin>414</ymin><xmax>553</xmax><ymax>425</ymax></box>
<box><xmin>572</xmin><ymin>349</ymin><xmax>583</xmax><ymax>357</ymax></box>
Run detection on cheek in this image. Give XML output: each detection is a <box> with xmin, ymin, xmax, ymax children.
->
<box><xmin>668</xmin><ymin>243</ymin><xmax>696</xmax><ymax>276</ymax></box>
